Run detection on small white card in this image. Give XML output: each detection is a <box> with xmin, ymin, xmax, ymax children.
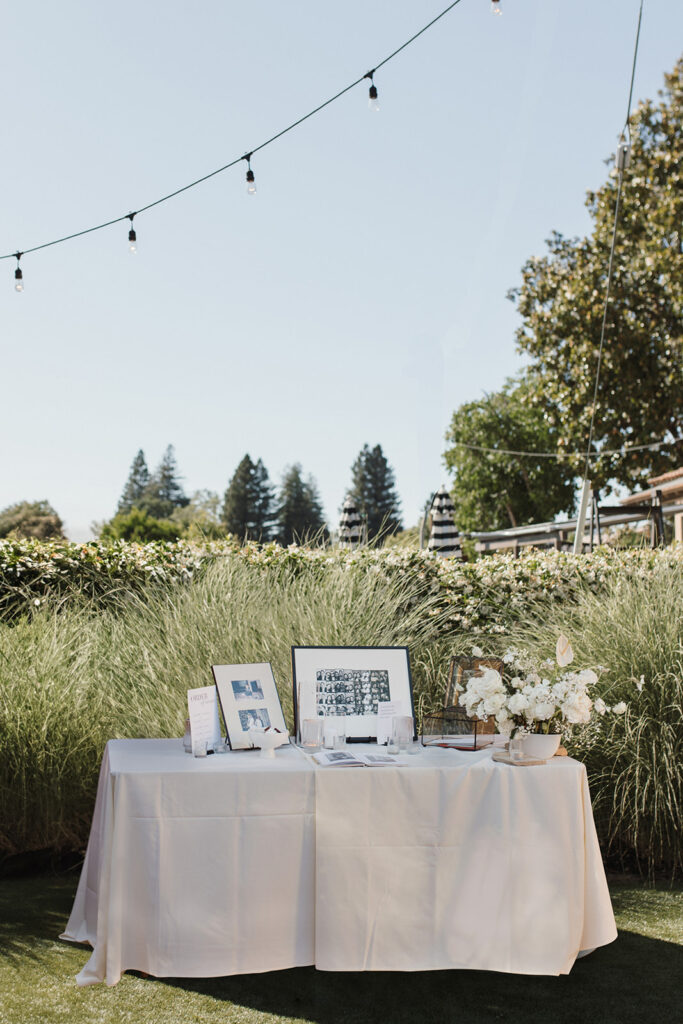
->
<box><xmin>188</xmin><ymin>686</ymin><xmax>221</xmax><ymax>755</ymax></box>
<box><xmin>376</xmin><ymin>700</ymin><xmax>411</xmax><ymax>745</ymax></box>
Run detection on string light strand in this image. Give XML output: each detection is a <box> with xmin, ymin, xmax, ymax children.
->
<box><xmin>452</xmin><ymin>436</ymin><xmax>681</xmax><ymax>461</ymax></box>
<box><xmin>1</xmin><ymin>0</ymin><xmax>465</xmax><ymax>264</ymax></box>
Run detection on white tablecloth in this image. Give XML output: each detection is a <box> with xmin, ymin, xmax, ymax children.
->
<box><xmin>62</xmin><ymin>740</ymin><xmax>617</xmax><ymax>984</ymax></box>
<box><xmin>315</xmin><ymin>745</ymin><xmax>617</xmax><ymax>975</ymax></box>
<box><xmin>61</xmin><ymin>739</ymin><xmax>316</xmax><ymax>986</ymax></box>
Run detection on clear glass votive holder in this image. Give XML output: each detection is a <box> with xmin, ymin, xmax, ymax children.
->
<box><xmin>391</xmin><ymin>716</ymin><xmax>414</xmax><ymax>754</ymax></box>
<box><xmin>333</xmin><ymin>722</ymin><xmax>346</xmax><ymax>750</ymax></box>
<box><xmin>509</xmin><ymin>735</ymin><xmax>525</xmax><ymax>761</ymax></box>
<box><xmin>300</xmin><ymin>718</ymin><xmax>324</xmax><ymax>751</ymax></box>
<box><xmin>193</xmin><ymin>740</ymin><xmax>208</xmax><ymax>758</ymax></box>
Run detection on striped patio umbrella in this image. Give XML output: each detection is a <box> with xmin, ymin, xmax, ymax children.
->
<box><xmin>428</xmin><ymin>485</ymin><xmax>462</xmax><ymax>559</ymax></box>
<box><xmin>338</xmin><ymin>496</ymin><xmax>364</xmax><ymax>548</ymax></box>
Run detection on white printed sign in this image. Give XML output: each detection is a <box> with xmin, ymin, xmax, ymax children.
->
<box><xmin>187</xmin><ymin>686</ymin><xmax>222</xmax><ymax>755</ymax></box>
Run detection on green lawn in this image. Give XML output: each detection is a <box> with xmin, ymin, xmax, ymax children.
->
<box><xmin>1</xmin><ymin>872</ymin><xmax>681</xmax><ymax>1024</ymax></box>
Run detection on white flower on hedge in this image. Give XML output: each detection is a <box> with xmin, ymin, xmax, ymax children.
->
<box><xmin>472</xmin><ymin>645</ymin><xmax>484</xmax><ymax>657</ymax></box>
<box><xmin>578</xmin><ymin>669</ymin><xmax>598</xmax><ymax>686</ymax></box>
<box><xmin>612</xmin><ymin>701</ymin><xmax>627</xmax><ymax>715</ymax></box>
<box><xmin>510</xmin><ymin>676</ymin><xmax>523</xmax><ymax>689</ymax></box>
<box><xmin>594</xmin><ymin>697</ymin><xmax>607</xmax><ymax>716</ymax></box>
<box><xmin>636</xmin><ymin>675</ymin><xmax>645</xmax><ymax>692</ymax></box>
<box><xmin>503</xmin><ymin>651</ymin><xmax>515</xmax><ymax>664</ymax></box>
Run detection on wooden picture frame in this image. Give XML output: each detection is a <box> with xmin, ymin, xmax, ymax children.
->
<box><xmin>444</xmin><ymin>656</ymin><xmax>504</xmax><ymax>728</ymax></box>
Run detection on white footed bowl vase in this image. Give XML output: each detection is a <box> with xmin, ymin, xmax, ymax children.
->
<box><xmin>521</xmin><ymin>733</ymin><xmax>561</xmax><ymax>760</ymax></box>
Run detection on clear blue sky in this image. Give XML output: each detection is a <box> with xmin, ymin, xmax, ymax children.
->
<box><xmin>2</xmin><ymin>1</ymin><xmax>681</xmax><ymax>539</ymax></box>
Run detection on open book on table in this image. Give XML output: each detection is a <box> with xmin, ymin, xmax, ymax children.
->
<box><xmin>312</xmin><ymin>750</ymin><xmax>408</xmax><ymax>768</ymax></box>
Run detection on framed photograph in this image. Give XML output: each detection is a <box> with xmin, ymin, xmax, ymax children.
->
<box><xmin>292</xmin><ymin>645</ymin><xmax>415</xmax><ymax>743</ymax></box>
<box><xmin>212</xmin><ymin>663</ymin><xmax>287</xmax><ymax>750</ymax></box>
<box><xmin>445</xmin><ymin>656</ymin><xmax>504</xmax><ymax>717</ymax></box>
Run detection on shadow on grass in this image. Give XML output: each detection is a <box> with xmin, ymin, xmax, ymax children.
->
<box><xmin>154</xmin><ymin>927</ymin><xmax>683</xmax><ymax>1024</ymax></box>
<box><xmin>0</xmin><ymin>871</ymin><xmax>79</xmax><ymax>965</ymax></box>
<box><xmin>2</xmin><ymin>873</ymin><xmax>682</xmax><ymax>1024</ymax></box>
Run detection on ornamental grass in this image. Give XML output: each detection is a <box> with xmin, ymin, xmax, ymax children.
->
<box><xmin>0</xmin><ymin>543</ymin><xmax>681</xmax><ymax>878</ymax></box>
<box><xmin>0</xmin><ymin>557</ymin><xmax>450</xmax><ymax>861</ymax></box>
<box><xmin>503</xmin><ymin>558</ymin><xmax>683</xmax><ymax>879</ymax></box>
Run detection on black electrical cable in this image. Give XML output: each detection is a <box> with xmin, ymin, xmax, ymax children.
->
<box><xmin>581</xmin><ymin>0</ymin><xmax>645</xmax><ymax>484</ymax></box>
<box><xmin>1</xmin><ymin>0</ymin><xmax>464</xmax><ymax>262</ymax></box>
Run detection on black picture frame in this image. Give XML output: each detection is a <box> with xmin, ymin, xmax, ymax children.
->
<box><xmin>291</xmin><ymin>645</ymin><xmax>416</xmax><ymax>744</ymax></box>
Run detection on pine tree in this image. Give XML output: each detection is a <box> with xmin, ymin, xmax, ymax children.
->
<box><xmin>277</xmin><ymin>464</ymin><xmax>328</xmax><ymax>545</ymax></box>
<box><xmin>348</xmin><ymin>444</ymin><xmax>402</xmax><ymax>543</ymax></box>
<box><xmin>221</xmin><ymin>455</ymin><xmax>275</xmax><ymax>541</ymax></box>
<box><xmin>117</xmin><ymin>449</ymin><xmax>150</xmax><ymax>514</ymax></box>
<box><xmin>140</xmin><ymin>445</ymin><xmax>189</xmax><ymax>519</ymax></box>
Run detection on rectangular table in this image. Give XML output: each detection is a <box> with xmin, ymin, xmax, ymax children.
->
<box><xmin>62</xmin><ymin>739</ymin><xmax>617</xmax><ymax>984</ymax></box>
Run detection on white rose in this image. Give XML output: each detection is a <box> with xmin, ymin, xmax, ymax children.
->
<box><xmin>483</xmin><ymin>692</ymin><xmax>506</xmax><ymax>715</ymax></box>
<box><xmin>472</xmin><ymin>646</ymin><xmax>484</xmax><ymax>658</ymax></box>
<box><xmin>510</xmin><ymin>676</ymin><xmax>523</xmax><ymax>689</ymax></box>
<box><xmin>475</xmin><ymin>669</ymin><xmax>504</xmax><ymax>699</ymax></box>
<box><xmin>562</xmin><ymin>692</ymin><xmax>592</xmax><ymax>724</ymax></box>
<box><xmin>507</xmin><ymin>693</ymin><xmax>530</xmax><ymax>715</ymax></box>
<box><xmin>612</xmin><ymin>702</ymin><xmax>627</xmax><ymax>715</ymax></box>
<box><xmin>529</xmin><ymin>700</ymin><xmax>556</xmax><ymax>721</ymax></box>
<box><xmin>578</xmin><ymin>669</ymin><xmax>598</xmax><ymax>686</ymax></box>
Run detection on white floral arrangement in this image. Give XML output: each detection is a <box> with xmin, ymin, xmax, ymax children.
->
<box><xmin>458</xmin><ymin>636</ymin><xmax>627</xmax><ymax>737</ymax></box>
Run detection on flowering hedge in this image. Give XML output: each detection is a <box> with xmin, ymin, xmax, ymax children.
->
<box><xmin>2</xmin><ymin>536</ymin><xmax>681</xmax><ymax>633</ymax></box>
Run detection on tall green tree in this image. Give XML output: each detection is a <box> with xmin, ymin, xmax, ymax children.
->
<box><xmin>140</xmin><ymin>445</ymin><xmax>189</xmax><ymax>519</ymax></box>
<box><xmin>348</xmin><ymin>444</ymin><xmax>402</xmax><ymax>543</ymax></box>
<box><xmin>221</xmin><ymin>455</ymin><xmax>275</xmax><ymax>541</ymax></box>
<box><xmin>117</xmin><ymin>449</ymin><xmax>150</xmax><ymax>514</ymax></box>
<box><xmin>509</xmin><ymin>58</ymin><xmax>683</xmax><ymax>491</ymax></box>
<box><xmin>443</xmin><ymin>377</ymin><xmax>577</xmax><ymax>532</ymax></box>
<box><xmin>0</xmin><ymin>500</ymin><xmax>64</xmax><ymax>540</ymax></box>
<box><xmin>277</xmin><ymin>464</ymin><xmax>328</xmax><ymax>545</ymax></box>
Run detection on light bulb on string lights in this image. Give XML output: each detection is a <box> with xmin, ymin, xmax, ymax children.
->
<box><xmin>616</xmin><ymin>130</ymin><xmax>631</xmax><ymax>171</ymax></box>
<box><xmin>491</xmin><ymin>0</ymin><xmax>502</xmax><ymax>15</ymax></box>
<box><xmin>14</xmin><ymin>253</ymin><xmax>23</xmax><ymax>292</ymax></box>
<box><xmin>365</xmin><ymin>70</ymin><xmax>380</xmax><ymax>112</ymax></box>
<box><xmin>244</xmin><ymin>153</ymin><xmax>257</xmax><ymax>195</ymax></box>
<box><xmin>127</xmin><ymin>213</ymin><xmax>137</xmax><ymax>254</ymax></box>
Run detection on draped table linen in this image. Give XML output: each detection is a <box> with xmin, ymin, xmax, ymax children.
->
<box><xmin>62</xmin><ymin>740</ymin><xmax>617</xmax><ymax>985</ymax></box>
<box><xmin>61</xmin><ymin>739</ymin><xmax>316</xmax><ymax>986</ymax></box>
<box><xmin>314</xmin><ymin>745</ymin><xmax>617</xmax><ymax>975</ymax></box>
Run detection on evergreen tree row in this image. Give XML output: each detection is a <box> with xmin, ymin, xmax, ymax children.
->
<box><xmin>111</xmin><ymin>443</ymin><xmax>401</xmax><ymax>545</ymax></box>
